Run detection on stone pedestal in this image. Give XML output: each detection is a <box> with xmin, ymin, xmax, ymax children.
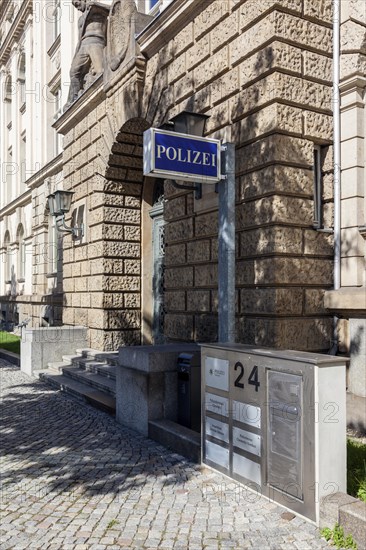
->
<box><xmin>20</xmin><ymin>326</ymin><xmax>88</xmax><ymax>376</ymax></box>
<box><xmin>116</xmin><ymin>343</ymin><xmax>200</xmax><ymax>436</ymax></box>
<box><xmin>349</xmin><ymin>318</ymin><xmax>366</xmax><ymax>398</ymax></box>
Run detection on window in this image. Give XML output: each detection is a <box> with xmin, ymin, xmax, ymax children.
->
<box><xmin>16</xmin><ymin>224</ymin><xmax>25</xmax><ymax>281</ymax></box>
<box><xmin>48</xmin><ymin>214</ymin><xmax>58</xmax><ymax>274</ymax></box>
<box><xmin>18</xmin><ymin>53</ymin><xmax>26</xmax><ymax>109</ymax></box>
<box><xmin>53</xmin><ymin>86</ymin><xmax>62</xmax><ymax>154</ymax></box>
<box><xmin>4</xmin><ymin>231</ymin><xmax>11</xmax><ymax>283</ymax></box>
<box><xmin>53</xmin><ymin>0</ymin><xmax>61</xmax><ymax>40</ymax></box>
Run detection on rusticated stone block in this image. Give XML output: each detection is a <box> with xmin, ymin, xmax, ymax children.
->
<box><xmin>187</xmin><ymin>240</ymin><xmax>211</xmax><ymax>263</ymax></box>
<box><xmin>303</xmin><ymin>51</ymin><xmax>332</xmax><ymax>83</ymax></box>
<box><xmin>90</xmin><ymin>206</ymin><xmax>140</xmax><ymax>226</ymax></box>
<box><xmin>238</xmin><ymin>0</ymin><xmax>302</xmax><ymax>31</ymax></box>
<box><xmin>90</xmin><ymin>258</ymin><xmax>123</xmax><ymax>275</ymax></box>
<box><xmin>195</xmin><ymin>211</ymin><xmax>218</xmax><ymax>237</ymax></box>
<box><xmin>239</xmin><ymin>165</ymin><xmax>314</xmax><ymax>200</ymax></box>
<box><xmin>210</xmin><ymin>10</ymin><xmax>239</xmax><ymax>53</ymax></box>
<box><xmin>348</xmin><ymin>0</ymin><xmax>366</xmax><ymax>25</ymax></box>
<box><xmin>304</xmin><ymin>289</ymin><xmax>327</xmax><ymax>314</ymax></box>
<box><xmin>174</xmin><ymin>73</ymin><xmax>194</xmax><ymax>102</ymax></box>
<box><xmin>239</xmin><ymin>103</ymin><xmax>303</xmax><ymax>144</ymax></box>
<box><xmin>124</xmin><ymin>226</ymin><xmax>140</xmax><ymax>241</ymax></box>
<box><xmin>164</xmin><ymin>314</ymin><xmax>193</xmax><ymax>341</ymax></box>
<box><xmin>211</xmin><ymin>68</ymin><xmax>240</xmax><ymax>105</ymax></box>
<box><xmin>194</xmin><ymin>47</ymin><xmax>229</xmax><ymax>89</ymax></box>
<box><xmin>103</xmin><ymin>241</ymin><xmax>140</xmax><ymax>258</ymax></box>
<box><xmin>181</xmin><ymin>84</ymin><xmax>211</xmax><ymax>114</ymax></box>
<box><xmin>165</xmin><ymin>218</ymin><xmax>193</xmax><ymax>243</ymax></box>
<box><xmin>232</xmin><ymin>73</ymin><xmax>332</xmax><ymax>121</ymax></box>
<box><xmin>165</xmin><ymin>266</ymin><xmax>194</xmax><ymax>289</ymax></box>
<box><xmin>239</xmin><ymin>42</ymin><xmax>302</xmax><ymax>87</ymax></box>
<box><xmin>240</xmin><ymin>288</ymin><xmax>303</xmax><ymax>315</ymax></box>
<box><xmin>237</xmin><ymin>196</ymin><xmax>314</xmax><ymax>228</ymax></box>
<box><xmin>168</xmin><ymin>52</ymin><xmax>186</xmax><ymax>85</ymax></box>
<box><xmin>194</xmin><ymin>1</ymin><xmax>231</xmax><ymax>39</ymax></box>
<box><xmin>164</xmin><ymin>195</ymin><xmax>186</xmax><ymax>221</ymax></box>
<box><xmin>89</xmin><ymin>328</ymin><xmax>140</xmax><ymax>351</ymax></box>
<box><xmin>341</xmin><ymin>52</ymin><xmax>366</xmax><ymax>80</ymax></box>
<box><xmin>101</xmin><ymin>293</ymin><xmax>124</xmax><ymax>308</ymax></box>
<box><xmin>105</xmin><ymin>275</ymin><xmax>140</xmax><ymax>292</ymax></box>
<box><xmin>124</xmin><ymin>260</ymin><xmax>140</xmax><ymax>275</ymax></box>
<box><xmin>103</xmin><ymin>225</ymin><xmax>124</xmax><ymax>240</ymax></box>
<box><xmin>195</xmin><ymin>314</ymin><xmax>218</xmax><ymax>342</ymax></box>
<box><xmin>304</xmin><ymin>230</ymin><xmax>333</xmax><ymax>256</ymax></box>
<box><xmin>186</xmin><ymin>35</ymin><xmax>210</xmax><ymax>71</ymax></box>
<box><xmin>195</xmin><ymin>264</ymin><xmax>218</xmax><ymax>287</ymax></box>
<box><xmin>74</xmin><ymin>277</ymin><xmax>88</xmax><ymax>292</ymax></box>
<box><xmin>205</xmin><ymin>101</ymin><xmax>230</xmax><ymax>134</ymax></box>
<box><xmin>341</xmin><ymin>20</ymin><xmax>366</xmax><ymax>53</ymax></box>
<box><xmin>275</xmin><ymin>11</ymin><xmax>332</xmax><ymax>52</ymax></box>
<box><xmin>174</xmin><ymin>22</ymin><xmax>194</xmax><ymax>56</ymax></box>
<box><xmin>164</xmin><ymin>244</ymin><xmax>187</xmax><ymax>266</ymax></box>
<box><xmin>236</xmin><ymin>135</ymin><xmax>314</xmax><ymax>173</ymax></box>
<box><xmin>108</xmin><ymin>310</ymin><xmax>140</xmax><ymax>330</ymax></box>
<box><xmin>75</xmin><ymin>308</ymin><xmax>88</xmax><ymax>327</ymax></box>
<box><xmin>304</xmin><ymin>0</ymin><xmax>332</xmax><ymax>24</ymax></box>
<box><xmin>124</xmin><ymin>293</ymin><xmax>140</xmax><ymax>308</ymax></box>
<box><xmin>236</xmin><ymin>257</ymin><xmax>333</xmax><ymax>286</ymax></box>
<box><xmin>304</xmin><ymin>111</ymin><xmax>333</xmax><ymax>141</ymax></box>
<box><xmin>103</xmin><ymin>180</ymin><xmax>142</xmax><ymax>196</ymax></box>
<box><xmin>165</xmin><ymin>291</ymin><xmax>186</xmax><ymax>311</ymax></box>
<box><xmin>187</xmin><ymin>290</ymin><xmax>210</xmax><ymax>312</ymax></box>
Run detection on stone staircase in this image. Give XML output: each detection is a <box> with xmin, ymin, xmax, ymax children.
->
<box><xmin>35</xmin><ymin>349</ymin><xmax>118</xmax><ymax>415</ymax></box>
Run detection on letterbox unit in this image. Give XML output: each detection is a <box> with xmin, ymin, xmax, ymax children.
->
<box><xmin>201</xmin><ymin>344</ymin><xmax>347</xmax><ymax>524</ymax></box>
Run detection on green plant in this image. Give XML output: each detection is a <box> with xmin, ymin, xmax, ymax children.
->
<box><xmin>347</xmin><ymin>439</ymin><xmax>366</xmax><ymax>503</ymax></box>
<box><xmin>106</xmin><ymin>519</ymin><xmax>118</xmax><ymax>529</ymax></box>
<box><xmin>321</xmin><ymin>523</ymin><xmax>357</xmax><ymax>549</ymax></box>
<box><xmin>0</xmin><ymin>331</ymin><xmax>20</xmax><ymax>355</ymax></box>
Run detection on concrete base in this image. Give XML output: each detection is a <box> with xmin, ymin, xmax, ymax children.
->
<box><xmin>148</xmin><ymin>419</ymin><xmax>201</xmax><ymax>463</ymax></box>
<box><xmin>20</xmin><ymin>326</ymin><xmax>88</xmax><ymax>376</ymax></box>
<box><xmin>116</xmin><ymin>344</ymin><xmax>200</xmax><ymax>436</ymax></box>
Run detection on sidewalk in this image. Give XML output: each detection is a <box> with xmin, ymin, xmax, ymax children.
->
<box><xmin>0</xmin><ymin>359</ymin><xmax>328</xmax><ymax>550</ymax></box>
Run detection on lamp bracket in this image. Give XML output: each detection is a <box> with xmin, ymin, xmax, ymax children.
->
<box><xmin>170</xmin><ymin>180</ymin><xmax>202</xmax><ymax>200</ymax></box>
<box><xmin>56</xmin><ymin>215</ymin><xmax>84</xmax><ymax>239</ymax></box>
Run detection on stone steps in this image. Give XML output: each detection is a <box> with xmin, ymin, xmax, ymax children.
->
<box><xmin>39</xmin><ymin>372</ymin><xmax>116</xmax><ymax>415</ymax></box>
<box><xmin>38</xmin><ymin>349</ymin><xmax>118</xmax><ymax>415</ymax></box>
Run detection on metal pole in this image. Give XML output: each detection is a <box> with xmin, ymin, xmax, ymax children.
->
<box><xmin>218</xmin><ymin>142</ymin><xmax>235</xmax><ymax>343</ymax></box>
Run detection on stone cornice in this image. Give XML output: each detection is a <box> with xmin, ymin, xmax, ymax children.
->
<box><xmin>0</xmin><ymin>0</ymin><xmax>32</xmax><ymax>65</ymax></box>
<box><xmin>137</xmin><ymin>0</ymin><xmax>207</xmax><ymax>59</ymax></box>
<box><xmin>26</xmin><ymin>153</ymin><xmax>63</xmax><ymax>191</ymax></box>
<box><xmin>339</xmin><ymin>74</ymin><xmax>366</xmax><ymax>93</ymax></box>
<box><xmin>325</xmin><ymin>288</ymin><xmax>366</xmax><ymax>315</ymax></box>
<box><xmin>54</xmin><ymin>76</ymin><xmax>105</xmax><ymax>135</ymax></box>
<box><xmin>0</xmin><ymin>189</ymin><xmax>32</xmax><ymax>221</ymax></box>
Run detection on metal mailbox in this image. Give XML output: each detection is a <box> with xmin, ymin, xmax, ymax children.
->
<box><xmin>201</xmin><ymin>344</ymin><xmax>347</xmax><ymax>524</ymax></box>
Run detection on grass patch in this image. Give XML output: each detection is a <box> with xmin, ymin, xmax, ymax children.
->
<box><xmin>347</xmin><ymin>438</ymin><xmax>366</xmax><ymax>502</ymax></box>
<box><xmin>321</xmin><ymin>523</ymin><xmax>357</xmax><ymax>549</ymax></box>
<box><xmin>0</xmin><ymin>331</ymin><xmax>20</xmax><ymax>355</ymax></box>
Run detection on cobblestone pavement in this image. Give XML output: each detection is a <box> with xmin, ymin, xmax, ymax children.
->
<box><xmin>0</xmin><ymin>360</ymin><xmax>329</xmax><ymax>550</ymax></box>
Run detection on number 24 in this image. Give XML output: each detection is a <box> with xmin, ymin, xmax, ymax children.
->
<box><xmin>234</xmin><ymin>363</ymin><xmax>260</xmax><ymax>392</ymax></box>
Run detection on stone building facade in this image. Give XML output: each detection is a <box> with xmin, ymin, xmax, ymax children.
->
<box><xmin>1</xmin><ymin>0</ymin><xmax>366</xmax><ymax>395</ymax></box>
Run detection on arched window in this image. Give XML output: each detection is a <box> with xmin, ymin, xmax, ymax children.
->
<box><xmin>4</xmin><ymin>231</ymin><xmax>11</xmax><ymax>283</ymax></box>
<box><xmin>18</xmin><ymin>52</ymin><xmax>26</xmax><ymax>108</ymax></box>
<box><xmin>5</xmin><ymin>75</ymin><xmax>12</xmax><ymax>125</ymax></box>
<box><xmin>16</xmin><ymin>224</ymin><xmax>25</xmax><ymax>281</ymax></box>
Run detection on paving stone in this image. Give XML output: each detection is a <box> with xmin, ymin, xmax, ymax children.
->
<box><xmin>0</xmin><ymin>360</ymin><xmax>329</xmax><ymax>549</ymax></box>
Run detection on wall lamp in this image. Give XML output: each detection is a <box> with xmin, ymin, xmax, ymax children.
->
<box><xmin>161</xmin><ymin>111</ymin><xmax>209</xmax><ymax>199</ymax></box>
<box><xmin>47</xmin><ymin>190</ymin><xmax>84</xmax><ymax>238</ymax></box>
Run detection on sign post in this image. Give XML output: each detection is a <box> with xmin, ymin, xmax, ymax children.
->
<box><xmin>218</xmin><ymin>143</ymin><xmax>235</xmax><ymax>343</ymax></box>
<box><xmin>143</xmin><ymin>128</ymin><xmax>236</xmax><ymax>344</ymax></box>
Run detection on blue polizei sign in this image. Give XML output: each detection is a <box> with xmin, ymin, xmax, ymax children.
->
<box><xmin>143</xmin><ymin>128</ymin><xmax>221</xmax><ymax>184</ymax></box>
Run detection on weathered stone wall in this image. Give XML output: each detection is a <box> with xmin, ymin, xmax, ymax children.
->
<box><xmin>56</xmin><ymin>0</ymin><xmax>336</xmax><ymax>352</ymax></box>
<box><xmin>141</xmin><ymin>0</ymin><xmax>334</xmax><ymax>350</ymax></box>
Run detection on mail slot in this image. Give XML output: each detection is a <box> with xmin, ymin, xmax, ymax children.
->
<box><xmin>201</xmin><ymin>343</ymin><xmax>347</xmax><ymax>524</ymax></box>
